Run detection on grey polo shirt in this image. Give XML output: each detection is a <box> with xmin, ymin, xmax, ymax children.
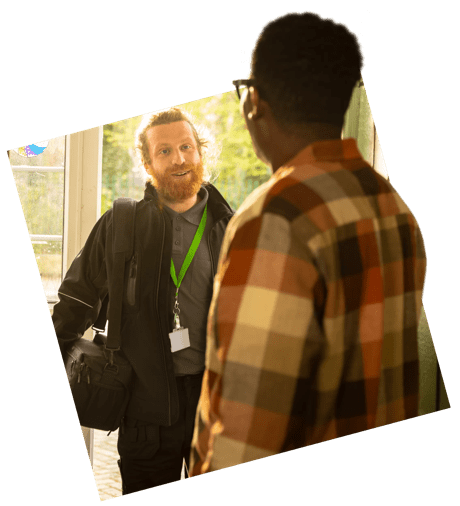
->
<box><xmin>163</xmin><ymin>187</ymin><xmax>214</xmax><ymax>376</ymax></box>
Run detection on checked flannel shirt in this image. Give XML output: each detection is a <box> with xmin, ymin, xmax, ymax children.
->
<box><xmin>190</xmin><ymin>138</ymin><xmax>426</xmax><ymax>474</ymax></box>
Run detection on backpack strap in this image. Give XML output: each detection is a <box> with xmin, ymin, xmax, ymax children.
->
<box><xmin>112</xmin><ymin>197</ymin><xmax>137</xmax><ymax>260</ymax></box>
<box><xmin>93</xmin><ymin>198</ymin><xmax>137</xmax><ymax>355</ymax></box>
<box><xmin>92</xmin><ymin>295</ymin><xmax>108</xmax><ymax>332</ymax></box>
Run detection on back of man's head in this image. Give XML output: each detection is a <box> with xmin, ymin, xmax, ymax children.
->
<box><xmin>251</xmin><ymin>12</ymin><xmax>363</xmax><ymax>128</ymax></box>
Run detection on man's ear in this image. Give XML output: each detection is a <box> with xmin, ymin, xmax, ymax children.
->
<box><xmin>248</xmin><ymin>87</ymin><xmax>263</xmax><ymax>120</ymax></box>
<box><xmin>144</xmin><ymin>163</ymin><xmax>153</xmax><ymax>177</ymax></box>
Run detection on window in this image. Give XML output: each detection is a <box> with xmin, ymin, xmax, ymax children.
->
<box><xmin>9</xmin><ymin>137</ymin><xmax>66</xmax><ymax>308</ymax></box>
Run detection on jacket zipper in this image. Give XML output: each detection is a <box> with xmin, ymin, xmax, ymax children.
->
<box><xmin>126</xmin><ymin>255</ymin><xmax>137</xmax><ymax>306</ymax></box>
<box><xmin>156</xmin><ymin>213</ymin><xmax>171</xmax><ymax>425</ymax></box>
<box><xmin>208</xmin><ymin>232</ymin><xmax>215</xmax><ymax>278</ymax></box>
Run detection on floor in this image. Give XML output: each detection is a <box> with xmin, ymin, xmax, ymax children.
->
<box><xmin>92</xmin><ymin>428</ymin><xmax>186</xmax><ymax>501</ymax></box>
<box><xmin>92</xmin><ymin>429</ymin><xmax>122</xmax><ymax>500</ymax></box>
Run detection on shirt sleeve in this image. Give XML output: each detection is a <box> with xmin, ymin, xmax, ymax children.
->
<box><xmin>190</xmin><ymin>210</ymin><xmax>325</xmax><ymax>473</ymax></box>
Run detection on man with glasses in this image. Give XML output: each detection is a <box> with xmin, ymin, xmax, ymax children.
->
<box><xmin>190</xmin><ymin>12</ymin><xmax>426</xmax><ymax>474</ymax></box>
<box><xmin>53</xmin><ymin>107</ymin><xmax>233</xmax><ymax>493</ymax></box>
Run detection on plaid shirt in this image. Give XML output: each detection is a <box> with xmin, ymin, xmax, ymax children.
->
<box><xmin>190</xmin><ymin>138</ymin><xmax>426</xmax><ymax>474</ymax></box>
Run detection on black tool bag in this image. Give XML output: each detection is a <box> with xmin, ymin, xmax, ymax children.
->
<box><xmin>64</xmin><ymin>198</ymin><xmax>137</xmax><ymax>432</ymax></box>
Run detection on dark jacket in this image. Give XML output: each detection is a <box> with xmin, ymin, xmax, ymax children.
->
<box><xmin>53</xmin><ymin>183</ymin><xmax>234</xmax><ymax>426</ymax></box>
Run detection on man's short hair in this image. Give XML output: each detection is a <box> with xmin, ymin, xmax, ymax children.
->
<box><xmin>251</xmin><ymin>12</ymin><xmax>363</xmax><ymax>127</ymax></box>
<box><xmin>135</xmin><ymin>107</ymin><xmax>209</xmax><ymax>167</ymax></box>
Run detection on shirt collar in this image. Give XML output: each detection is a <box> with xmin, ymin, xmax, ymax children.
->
<box><xmin>285</xmin><ymin>138</ymin><xmax>362</xmax><ymax>167</ymax></box>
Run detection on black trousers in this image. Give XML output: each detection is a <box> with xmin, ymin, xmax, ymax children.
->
<box><xmin>117</xmin><ymin>372</ymin><xmax>204</xmax><ymax>494</ymax></box>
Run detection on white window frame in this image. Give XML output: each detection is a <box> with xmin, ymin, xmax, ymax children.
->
<box><xmin>63</xmin><ymin>127</ymin><xmax>102</xmax><ymax>271</ymax></box>
<box><xmin>63</xmin><ymin>126</ymin><xmax>103</xmax><ymax>465</ymax></box>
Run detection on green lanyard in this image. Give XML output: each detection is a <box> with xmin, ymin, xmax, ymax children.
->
<box><xmin>170</xmin><ymin>204</ymin><xmax>207</xmax><ymax>328</ymax></box>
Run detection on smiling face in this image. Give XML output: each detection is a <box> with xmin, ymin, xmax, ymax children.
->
<box><xmin>144</xmin><ymin>121</ymin><xmax>204</xmax><ymax>204</ymax></box>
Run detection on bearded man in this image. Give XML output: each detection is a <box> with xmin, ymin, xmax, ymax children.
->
<box><xmin>53</xmin><ymin>108</ymin><xmax>234</xmax><ymax>493</ymax></box>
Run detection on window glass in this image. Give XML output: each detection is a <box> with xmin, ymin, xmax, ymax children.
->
<box><xmin>9</xmin><ymin>136</ymin><xmax>66</xmax><ymax>307</ymax></box>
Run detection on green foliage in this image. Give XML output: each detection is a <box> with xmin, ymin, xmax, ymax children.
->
<box><xmin>182</xmin><ymin>91</ymin><xmax>270</xmax><ymax>179</ymax></box>
<box><xmin>13</xmin><ymin>171</ymin><xmax>64</xmax><ymax>236</ymax></box>
<box><xmin>103</xmin><ymin>116</ymin><xmax>141</xmax><ymax>173</ymax></box>
<box><xmin>35</xmin><ymin>252</ymin><xmax>62</xmax><ymax>277</ymax></box>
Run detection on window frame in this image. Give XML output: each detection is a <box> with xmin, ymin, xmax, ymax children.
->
<box><xmin>63</xmin><ymin>127</ymin><xmax>103</xmax><ymax>272</ymax></box>
<box><xmin>63</xmin><ymin>126</ymin><xmax>103</xmax><ymax>465</ymax></box>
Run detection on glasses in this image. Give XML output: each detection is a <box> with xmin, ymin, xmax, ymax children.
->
<box><xmin>232</xmin><ymin>79</ymin><xmax>256</xmax><ymax>100</ymax></box>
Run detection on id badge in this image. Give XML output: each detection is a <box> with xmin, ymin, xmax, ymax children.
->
<box><xmin>169</xmin><ymin>327</ymin><xmax>190</xmax><ymax>353</ymax></box>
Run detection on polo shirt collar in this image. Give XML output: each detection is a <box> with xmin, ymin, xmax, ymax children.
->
<box><xmin>163</xmin><ymin>187</ymin><xmax>209</xmax><ymax>225</ymax></box>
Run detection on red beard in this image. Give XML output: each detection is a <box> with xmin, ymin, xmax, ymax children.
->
<box><xmin>151</xmin><ymin>161</ymin><xmax>204</xmax><ymax>203</ymax></box>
